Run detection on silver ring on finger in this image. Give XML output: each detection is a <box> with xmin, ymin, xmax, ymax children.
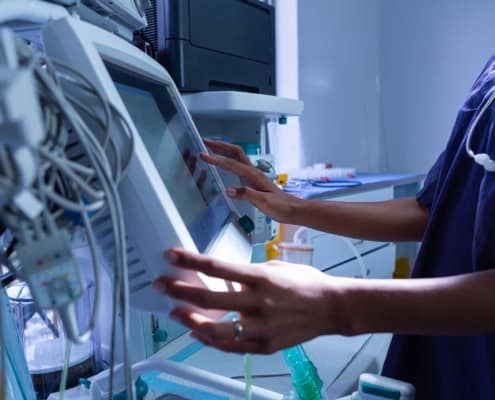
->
<box><xmin>232</xmin><ymin>317</ymin><xmax>244</xmax><ymax>342</ymax></box>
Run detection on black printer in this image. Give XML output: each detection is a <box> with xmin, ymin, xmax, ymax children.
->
<box><xmin>141</xmin><ymin>0</ymin><xmax>276</xmax><ymax>94</ymax></box>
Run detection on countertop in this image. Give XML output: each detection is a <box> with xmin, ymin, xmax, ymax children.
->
<box><xmin>284</xmin><ymin>173</ymin><xmax>425</xmax><ymax>200</ymax></box>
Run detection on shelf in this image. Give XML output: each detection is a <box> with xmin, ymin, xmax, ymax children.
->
<box><xmin>181</xmin><ymin>90</ymin><xmax>304</xmax><ymax>119</ymax></box>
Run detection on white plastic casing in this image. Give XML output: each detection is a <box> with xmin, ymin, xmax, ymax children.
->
<box><xmin>41</xmin><ymin>17</ymin><xmax>252</xmax><ymax>313</ymax></box>
<box><xmin>359</xmin><ymin>373</ymin><xmax>415</xmax><ymax>400</ymax></box>
<box><xmin>16</xmin><ymin>231</ymin><xmax>85</xmax><ymax>310</ymax></box>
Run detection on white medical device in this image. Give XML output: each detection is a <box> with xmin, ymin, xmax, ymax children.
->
<box><xmin>465</xmin><ymin>89</ymin><xmax>495</xmax><ymax>172</ymax></box>
<box><xmin>49</xmin><ymin>0</ymin><xmax>149</xmax><ymax>41</ymax></box>
<box><xmin>41</xmin><ymin>16</ymin><xmax>252</xmax><ymax>314</ymax></box>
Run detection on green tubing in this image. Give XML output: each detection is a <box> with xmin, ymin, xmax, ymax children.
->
<box><xmin>282</xmin><ymin>345</ymin><xmax>324</xmax><ymax>400</ymax></box>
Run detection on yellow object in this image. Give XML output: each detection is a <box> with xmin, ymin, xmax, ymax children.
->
<box><xmin>265</xmin><ymin>225</ymin><xmax>283</xmax><ymax>261</ymax></box>
<box><xmin>393</xmin><ymin>257</ymin><xmax>411</xmax><ymax>279</ymax></box>
<box><xmin>276</xmin><ymin>173</ymin><xmax>288</xmax><ymax>188</ymax></box>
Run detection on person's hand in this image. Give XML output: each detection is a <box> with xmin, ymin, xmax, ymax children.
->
<box><xmin>153</xmin><ymin>248</ymin><xmax>342</xmax><ymax>354</ymax></box>
<box><xmin>202</xmin><ymin>139</ymin><xmax>300</xmax><ymax>223</ymax></box>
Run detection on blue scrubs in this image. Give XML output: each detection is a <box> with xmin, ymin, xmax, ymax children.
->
<box><xmin>382</xmin><ymin>55</ymin><xmax>495</xmax><ymax>398</ymax></box>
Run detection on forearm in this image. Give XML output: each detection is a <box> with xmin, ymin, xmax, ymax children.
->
<box><xmin>331</xmin><ymin>269</ymin><xmax>495</xmax><ymax>336</ymax></box>
<box><xmin>288</xmin><ymin>197</ymin><xmax>429</xmax><ymax>242</ymax></box>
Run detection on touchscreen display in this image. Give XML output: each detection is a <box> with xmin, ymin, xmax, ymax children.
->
<box><xmin>108</xmin><ymin>67</ymin><xmax>231</xmax><ymax>252</ymax></box>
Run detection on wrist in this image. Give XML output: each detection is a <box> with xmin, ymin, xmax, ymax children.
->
<box><xmin>321</xmin><ymin>277</ymin><xmax>367</xmax><ymax>336</ymax></box>
<box><xmin>280</xmin><ymin>195</ymin><xmax>306</xmax><ymax>225</ymax></box>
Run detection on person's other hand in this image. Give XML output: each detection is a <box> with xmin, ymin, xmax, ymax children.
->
<box><xmin>202</xmin><ymin>139</ymin><xmax>299</xmax><ymax>223</ymax></box>
<box><xmin>153</xmin><ymin>248</ymin><xmax>341</xmax><ymax>354</ymax></box>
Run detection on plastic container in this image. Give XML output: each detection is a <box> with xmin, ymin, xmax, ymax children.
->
<box><xmin>277</xmin><ymin>242</ymin><xmax>314</xmax><ymax>265</ymax></box>
<box><xmin>0</xmin><ymin>286</ymin><xmax>37</xmax><ymax>400</ymax></box>
<box><xmin>7</xmin><ymin>281</ymin><xmax>97</xmax><ymax>399</ymax></box>
<box><xmin>291</xmin><ymin>166</ymin><xmax>357</xmax><ymax>182</ymax></box>
<box><xmin>277</xmin><ymin>226</ymin><xmax>314</xmax><ymax>266</ymax></box>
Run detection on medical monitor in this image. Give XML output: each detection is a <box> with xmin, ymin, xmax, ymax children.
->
<box><xmin>108</xmin><ymin>66</ymin><xmax>231</xmax><ymax>252</ymax></box>
<box><xmin>41</xmin><ymin>17</ymin><xmax>252</xmax><ymax>313</ymax></box>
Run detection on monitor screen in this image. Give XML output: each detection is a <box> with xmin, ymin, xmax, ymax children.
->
<box><xmin>107</xmin><ymin>66</ymin><xmax>231</xmax><ymax>252</ymax></box>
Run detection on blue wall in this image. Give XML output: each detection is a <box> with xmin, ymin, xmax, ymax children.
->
<box><xmin>298</xmin><ymin>0</ymin><xmax>382</xmax><ymax>172</ymax></box>
<box><xmin>380</xmin><ymin>0</ymin><xmax>495</xmax><ymax>173</ymax></box>
<box><xmin>297</xmin><ymin>0</ymin><xmax>495</xmax><ymax>174</ymax></box>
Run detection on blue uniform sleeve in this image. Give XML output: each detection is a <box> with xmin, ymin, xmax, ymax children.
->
<box><xmin>473</xmin><ymin>129</ymin><xmax>495</xmax><ymax>270</ymax></box>
<box><xmin>416</xmin><ymin>151</ymin><xmax>445</xmax><ymax>209</ymax></box>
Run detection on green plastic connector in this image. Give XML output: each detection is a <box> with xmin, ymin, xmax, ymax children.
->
<box><xmin>238</xmin><ymin>215</ymin><xmax>255</xmax><ymax>234</ymax></box>
<box><xmin>113</xmin><ymin>377</ymin><xmax>149</xmax><ymax>400</ymax></box>
<box><xmin>283</xmin><ymin>345</ymin><xmax>324</xmax><ymax>400</ymax></box>
<box><xmin>78</xmin><ymin>378</ymin><xmax>91</xmax><ymax>389</ymax></box>
<box><xmin>153</xmin><ymin>329</ymin><xmax>168</xmax><ymax>343</ymax></box>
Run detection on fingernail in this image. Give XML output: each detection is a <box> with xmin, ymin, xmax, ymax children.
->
<box><xmin>153</xmin><ymin>280</ymin><xmax>168</xmax><ymax>294</ymax></box>
<box><xmin>189</xmin><ymin>331</ymin><xmax>198</xmax><ymax>338</ymax></box>
<box><xmin>205</xmin><ymin>154</ymin><xmax>218</xmax><ymax>163</ymax></box>
<box><xmin>226</xmin><ymin>188</ymin><xmax>236</xmax><ymax>197</ymax></box>
<box><xmin>164</xmin><ymin>250</ymin><xmax>179</xmax><ymax>264</ymax></box>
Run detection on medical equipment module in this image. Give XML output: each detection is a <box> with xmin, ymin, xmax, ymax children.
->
<box><xmin>140</xmin><ymin>0</ymin><xmax>276</xmax><ymax>94</ymax></box>
<box><xmin>0</xmin><ymin>6</ymin><xmax>252</xmax><ymax>398</ymax></box>
<box><xmin>0</xmin><ymin>20</ymin><xmax>138</xmax><ymax>397</ymax></box>
<box><xmin>0</xmin><ymin>3</ymin><xmax>410</xmax><ymax>400</ymax></box>
<box><xmin>46</xmin><ymin>0</ymin><xmax>149</xmax><ymax>40</ymax></box>
<box><xmin>41</xmin><ymin>15</ymin><xmax>252</xmax><ymax>314</ymax></box>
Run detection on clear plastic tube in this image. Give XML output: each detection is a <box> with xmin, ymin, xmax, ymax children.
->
<box><xmin>245</xmin><ymin>353</ymin><xmax>253</xmax><ymax>400</ymax></box>
<box><xmin>58</xmin><ymin>339</ymin><xmax>72</xmax><ymax>400</ymax></box>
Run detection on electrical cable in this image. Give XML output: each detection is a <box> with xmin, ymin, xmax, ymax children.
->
<box><xmin>0</xmin><ymin>272</ymin><xmax>15</xmax><ymax>288</ymax></box>
<box><xmin>109</xmin><ymin>101</ymin><xmax>135</xmax><ymax>178</ymax></box>
<box><xmin>39</xmin><ymin>186</ymin><xmax>105</xmax><ymax>213</ymax></box>
<box><xmin>77</xmin><ymin>110</ymin><xmax>133</xmax><ymax>398</ymax></box>
<box><xmin>54</xmin><ymin>156</ymin><xmax>96</xmax><ymax>178</ymax></box>
<box><xmin>0</xmin><ymin>284</ymin><xmax>5</xmax><ymax>400</ymax></box>
<box><xmin>68</xmin><ymin>81</ymin><xmax>133</xmax><ymax>399</ymax></box>
<box><xmin>60</xmin><ymin>96</ymin><xmax>134</xmax><ymax>400</ymax></box>
<box><xmin>465</xmin><ymin>87</ymin><xmax>495</xmax><ymax>171</ymax></box>
<box><xmin>47</xmin><ymin>78</ymin><xmax>134</xmax><ymax>400</ymax></box>
<box><xmin>341</xmin><ymin>238</ymin><xmax>368</xmax><ymax>279</ymax></box>
<box><xmin>60</xmin><ymin>79</ymin><xmax>110</xmax><ymax>134</ymax></box>
<box><xmin>0</xmin><ymin>147</ymin><xmax>15</xmax><ymax>181</ymax></box>
<box><xmin>56</xmin><ymin>93</ymin><xmax>132</xmax><ymax>399</ymax></box>
<box><xmin>0</xmin><ymin>33</ymin><xmax>135</xmax><ymax>400</ymax></box>
<box><xmin>38</xmin><ymin>147</ymin><xmax>105</xmax><ymax>201</ymax></box>
<box><xmin>54</xmin><ymin>59</ymin><xmax>135</xmax><ymax>179</ymax></box>
<box><xmin>58</xmin><ymin>339</ymin><xmax>72</xmax><ymax>400</ymax></box>
<box><xmin>108</xmin><ymin>269</ymin><xmax>121</xmax><ymax>400</ymax></box>
<box><xmin>309</xmin><ymin>231</ymin><xmax>368</xmax><ymax>279</ymax></box>
<box><xmin>62</xmin><ymin>88</ymin><xmax>111</xmax><ymax>149</ymax></box>
<box><xmin>67</xmin><ymin>196</ymin><xmax>101</xmax><ymax>344</ymax></box>
<box><xmin>51</xmin><ymin>60</ymin><xmax>112</xmax><ymax>153</ymax></box>
<box><xmin>231</xmin><ymin>373</ymin><xmax>291</xmax><ymax>380</ymax></box>
<box><xmin>61</xmin><ymin>75</ymin><xmax>134</xmax><ymax>182</ymax></box>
